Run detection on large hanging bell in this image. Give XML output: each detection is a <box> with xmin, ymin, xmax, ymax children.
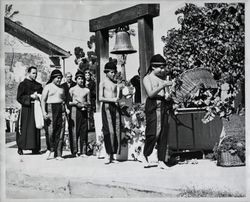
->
<box><xmin>110</xmin><ymin>29</ymin><xmax>137</xmax><ymax>55</ymax></box>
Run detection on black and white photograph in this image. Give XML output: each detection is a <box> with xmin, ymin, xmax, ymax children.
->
<box><xmin>0</xmin><ymin>0</ymin><xmax>249</xmax><ymax>201</ymax></box>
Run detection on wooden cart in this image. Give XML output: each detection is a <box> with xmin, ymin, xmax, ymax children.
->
<box><xmin>168</xmin><ymin>108</ymin><xmax>223</xmax><ymax>153</ymax></box>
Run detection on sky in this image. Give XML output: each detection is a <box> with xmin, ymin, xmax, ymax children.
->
<box><xmin>3</xmin><ymin>0</ymin><xmax>187</xmax><ymax>80</ymax></box>
<box><xmin>4</xmin><ymin>0</ymin><xmax>248</xmax><ymax>81</ymax></box>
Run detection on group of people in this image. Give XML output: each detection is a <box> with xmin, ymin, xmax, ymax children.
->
<box><xmin>16</xmin><ymin>67</ymin><xmax>96</xmax><ymax>160</ymax></box>
<box><xmin>16</xmin><ymin>53</ymin><xmax>175</xmax><ymax>169</ymax></box>
<box><xmin>99</xmin><ymin>54</ymin><xmax>174</xmax><ymax>169</ymax></box>
<box><xmin>5</xmin><ymin>108</ymin><xmax>19</xmax><ymax>133</ymax></box>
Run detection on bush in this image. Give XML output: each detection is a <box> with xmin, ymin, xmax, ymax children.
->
<box><xmin>162</xmin><ymin>3</ymin><xmax>244</xmax><ymax>123</ymax></box>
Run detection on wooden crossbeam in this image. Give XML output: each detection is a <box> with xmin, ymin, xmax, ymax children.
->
<box><xmin>89</xmin><ymin>4</ymin><xmax>159</xmax><ymax>32</ymax></box>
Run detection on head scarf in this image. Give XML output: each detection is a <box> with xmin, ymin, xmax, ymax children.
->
<box><xmin>46</xmin><ymin>69</ymin><xmax>63</xmax><ymax>84</ymax></box>
<box><xmin>75</xmin><ymin>70</ymin><xmax>84</xmax><ymax>80</ymax></box>
<box><xmin>104</xmin><ymin>61</ymin><xmax>117</xmax><ymax>74</ymax></box>
<box><xmin>145</xmin><ymin>54</ymin><xmax>167</xmax><ymax>75</ymax></box>
<box><xmin>150</xmin><ymin>54</ymin><xmax>166</xmax><ymax>67</ymax></box>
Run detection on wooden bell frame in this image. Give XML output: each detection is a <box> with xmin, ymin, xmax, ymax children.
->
<box><xmin>89</xmin><ymin>4</ymin><xmax>160</xmax><ymax>111</ymax></box>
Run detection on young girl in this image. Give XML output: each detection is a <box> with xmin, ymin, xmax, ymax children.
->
<box><xmin>142</xmin><ymin>54</ymin><xmax>173</xmax><ymax>169</ymax></box>
<box><xmin>68</xmin><ymin>71</ymin><xmax>90</xmax><ymax>157</ymax></box>
<box><xmin>41</xmin><ymin>69</ymin><xmax>68</xmax><ymax>160</ymax></box>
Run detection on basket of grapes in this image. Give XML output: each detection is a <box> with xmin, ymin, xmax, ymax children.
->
<box><xmin>216</xmin><ymin>135</ymin><xmax>245</xmax><ymax>167</ymax></box>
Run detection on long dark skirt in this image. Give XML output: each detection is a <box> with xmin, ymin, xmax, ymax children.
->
<box><xmin>88</xmin><ymin>98</ymin><xmax>96</xmax><ymax>131</ymax></box>
<box><xmin>102</xmin><ymin>102</ymin><xmax>121</xmax><ymax>155</ymax></box>
<box><xmin>143</xmin><ymin>97</ymin><xmax>171</xmax><ymax>161</ymax></box>
<box><xmin>16</xmin><ymin>104</ymin><xmax>41</xmax><ymax>151</ymax></box>
<box><xmin>44</xmin><ymin>103</ymin><xmax>66</xmax><ymax>157</ymax></box>
<box><xmin>69</xmin><ymin>106</ymin><xmax>88</xmax><ymax>155</ymax></box>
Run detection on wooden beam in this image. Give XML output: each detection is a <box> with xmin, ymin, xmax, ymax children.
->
<box><xmin>5</xmin><ymin>17</ymin><xmax>71</xmax><ymax>58</ymax></box>
<box><xmin>138</xmin><ymin>16</ymin><xmax>155</xmax><ymax>103</ymax></box>
<box><xmin>95</xmin><ymin>30</ymin><xmax>109</xmax><ymax>112</ymax></box>
<box><xmin>89</xmin><ymin>4</ymin><xmax>159</xmax><ymax>32</ymax></box>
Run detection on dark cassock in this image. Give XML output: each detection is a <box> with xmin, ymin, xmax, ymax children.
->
<box><xmin>16</xmin><ymin>78</ymin><xmax>43</xmax><ymax>151</ymax></box>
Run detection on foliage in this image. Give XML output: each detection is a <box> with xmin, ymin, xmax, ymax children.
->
<box><xmin>5</xmin><ymin>53</ymin><xmax>50</xmax><ymax>82</ymax></box>
<box><xmin>74</xmin><ymin>46</ymin><xmax>87</xmax><ymax>71</ymax></box>
<box><xmin>87</xmin><ymin>35</ymin><xmax>96</xmax><ymax>50</ymax></box>
<box><xmin>121</xmin><ymin>102</ymin><xmax>146</xmax><ymax>160</ymax></box>
<box><xmin>104</xmin><ymin>74</ymin><xmax>144</xmax><ymax>160</ymax></box>
<box><xmin>5</xmin><ymin>53</ymin><xmax>50</xmax><ymax>108</ymax></box>
<box><xmin>172</xmin><ymin>85</ymin><xmax>235</xmax><ymax>123</ymax></box>
<box><xmin>162</xmin><ymin>3</ymin><xmax>244</xmax><ymax>123</ymax></box>
<box><xmin>5</xmin><ymin>4</ymin><xmax>22</xmax><ymax>25</ymax></box>
<box><xmin>5</xmin><ymin>4</ymin><xmax>22</xmax><ymax>69</ymax></box>
<box><xmin>178</xmin><ymin>186</ymin><xmax>245</xmax><ymax>197</ymax></box>
<box><xmin>89</xmin><ymin>135</ymin><xmax>104</xmax><ymax>155</ymax></box>
<box><xmin>74</xmin><ymin>45</ymin><xmax>98</xmax><ymax>76</ymax></box>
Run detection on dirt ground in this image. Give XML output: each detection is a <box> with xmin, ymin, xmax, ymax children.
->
<box><xmin>5</xmin><ymin>148</ymin><xmax>246</xmax><ymax>199</ymax></box>
<box><xmin>3</xmin><ymin>114</ymin><xmax>247</xmax><ymax>200</ymax></box>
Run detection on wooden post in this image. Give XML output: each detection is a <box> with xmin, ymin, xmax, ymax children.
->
<box><xmin>121</xmin><ymin>54</ymin><xmax>127</xmax><ymax>80</ymax></box>
<box><xmin>138</xmin><ymin>17</ymin><xmax>155</xmax><ymax>103</ymax></box>
<box><xmin>62</xmin><ymin>58</ymin><xmax>65</xmax><ymax>75</ymax></box>
<box><xmin>95</xmin><ymin>29</ymin><xmax>109</xmax><ymax>112</ymax></box>
<box><xmin>121</xmin><ymin>64</ymin><xmax>126</xmax><ymax>81</ymax></box>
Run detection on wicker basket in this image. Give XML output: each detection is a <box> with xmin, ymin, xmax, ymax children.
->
<box><xmin>173</xmin><ymin>68</ymin><xmax>218</xmax><ymax>103</ymax></box>
<box><xmin>217</xmin><ymin>151</ymin><xmax>245</xmax><ymax>167</ymax></box>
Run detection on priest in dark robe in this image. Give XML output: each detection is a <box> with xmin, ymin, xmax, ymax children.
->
<box><xmin>16</xmin><ymin>66</ymin><xmax>43</xmax><ymax>155</ymax></box>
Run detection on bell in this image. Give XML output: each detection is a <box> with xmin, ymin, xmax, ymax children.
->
<box><xmin>110</xmin><ymin>30</ymin><xmax>137</xmax><ymax>55</ymax></box>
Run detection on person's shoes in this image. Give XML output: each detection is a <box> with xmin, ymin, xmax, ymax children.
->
<box><xmin>46</xmin><ymin>151</ymin><xmax>55</xmax><ymax>160</ymax></box>
<box><xmin>110</xmin><ymin>154</ymin><xmax>119</xmax><ymax>163</ymax></box>
<box><xmin>72</xmin><ymin>153</ymin><xmax>80</xmax><ymax>158</ymax></box>
<box><xmin>45</xmin><ymin>150</ymin><xmax>50</xmax><ymax>156</ymax></box>
<box><xmin>80</xmin><ymin>154</ymin><xmax>88</xmax><ymax>158</ymax></box>
<box><xmin>142</xmin><ymin>156</ymin><xmax>150</xmax><ymax>168</ymax></box>
<box><xmin>17</xmin><ymin>148</ymin><xmax>23</xmax><ymax>155</ymax></box>
<box><xmin>56</xmin><ymin>156</ymin><xmax>64</xmax><ymax>161</ymax></box>
<box><xmin>104</xmin><ymin>154</ymin><xmax>112</xmax><ymax>164</ymax></box>
<box><xmin>158</xmin><ymin>161</ymin><xmax>170</xmax><ymax>170</ymax></box>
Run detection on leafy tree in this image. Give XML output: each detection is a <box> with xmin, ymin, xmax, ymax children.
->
<box><xmin>87</xmin><ymin>35</ymin><xmax>98</xmax><ymax>75</ymax></box>
<box><xmin>5</xmin><ymin>53</ymin><xmax>50</xmax><ymax>108</ymax></box>
<box><xmin>162</xmin><ymin>3</ymin><xmax>244</xmax><ymax>122</ymax></box>
<box><xmin>74</xmin><ymin>46</ymin><xmax>89</xmax><ymax>73</ymax></box>
<box><xmin>5</xmin><ymin>4</ymin><xmax>22</xmax><ymax>25</ymax></box>
<box><xmin>5</xmin><ymin>4</ymin><xmax>22</xmax><ymax>71</ymax></box>
<box><xmin>74</xmin><ymin>35</ymin><xmax>98</xmax><ymax>76</ymax></box>
<box><xmin>87</xmin><ymin>35</ymin><xmax>96</xmax><ymax>50</ymax></box>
